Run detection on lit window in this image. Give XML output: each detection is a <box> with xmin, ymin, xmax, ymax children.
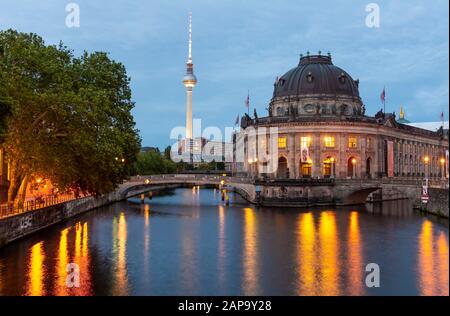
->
<box><xmin>278</xmin><ymin>137</ymin><xmax>287</xmax><ymax>149</ymax></box>
<box><xmin>348</xmin><ymin>137</ymin><xmax>357</xmax><ymax>148</ymax></box>
<box><xmin>300</xmin><ymin>136</ymin><xmax>311</xmax><ymax>148</ymax></box>
<box><xmin>324</xmin><ymin>136</ymin><xmax>335</xmax><ymax>148</ymax></box>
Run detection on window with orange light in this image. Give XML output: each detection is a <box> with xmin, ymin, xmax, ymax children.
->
<box><xmin>324</xmin><ymin>136</ymin><xmax>335</xmax><ymax>148</ymax></box>
<box><xmin>348</xmin><ymin>137</ymin><xmax>357</xmax><ymax>148</ymax></box>
<box><xmin>278</xmin><ymin>137</ymin><xmax>287</xmax><ymax>149</ymax></box>
<box><xmin>300</xmin><ymin>136</ymin><xmax>311</xmax><ymax>148</ymax></box>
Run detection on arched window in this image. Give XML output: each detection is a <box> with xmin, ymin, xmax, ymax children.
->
<box><xmin>348</xmin><ymin>157</ymin><xmax>357</xmax><ymax>178</ymax></box>
<box><xmin>277</xmin><ymin>157</ymin><xmax>288</xmax><ymax>179</ymax></box>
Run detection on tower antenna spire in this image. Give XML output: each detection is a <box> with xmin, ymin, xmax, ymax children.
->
<box><xmin>188</xmin><ymin>10</ymin><xmax>192</xmax><ymax>63</ymax></box>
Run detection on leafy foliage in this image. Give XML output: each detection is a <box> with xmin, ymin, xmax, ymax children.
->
<box><xmin>0</xmin><ymin>29</ymin><xmax>141</xmax><ymax>201</ymax></box>
<box><xmin>134</xmin><ymin>150</ymin><xmax>176</xmax><ymax>175</ymax></box>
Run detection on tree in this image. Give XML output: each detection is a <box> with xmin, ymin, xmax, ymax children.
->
<box><xmin>0</xmin><ymin>30</ymin><xmax>141</xmax><ymax>204</ymax></box>
<box><xmin>163</xmin><ymin>145</ymin><xmax>172</xmax><ymax>161</ymax></box>
<box><xmin>134</xmin><ymin>150</ymin><xmax>176</xmax><ymax>175</ymax></box>
<box><xmin>0</xmin><ymin>97</ymin><xmax>13</xmax><ymax>143</ymax></box>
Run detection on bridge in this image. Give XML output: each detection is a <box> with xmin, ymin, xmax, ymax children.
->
<box><xmin>119</xmin><ymin>174</ymin><xmax>447</xmax><ymax>207</ymax></box>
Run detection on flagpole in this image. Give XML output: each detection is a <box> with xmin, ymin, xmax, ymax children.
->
<box><xmin>383</xmin><ymin>86</ymin><xmax>386</xmax><ymax>114</ymax></box>
<box><xmin>247</xmin><ymin>90</ymin><xmax>250</xmax><ymax>116</ymax></box>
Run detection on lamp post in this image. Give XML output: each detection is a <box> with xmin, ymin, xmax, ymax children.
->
<box><xmin>440</xmin><ymin>157</ymin><xmax>445</xmax><ymax>179</ymax></box>
<box><xmin>351</xmin><ymin>158</ymin><xmax>356</xmax><ymax>179</ymax></box>
<box><xmin>330</xmin><ymin>157</ymin><xmax>335</xmax><ymax>178</ymax></box>
<box><xmin>424</xmin><ymin>156</ymin><xmax>429</xmax><ymax>187</ymax></box>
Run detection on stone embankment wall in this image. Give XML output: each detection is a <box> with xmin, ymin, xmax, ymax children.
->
<box><xmin>0</xmin><ymin>184</ymin><xmax>178</xmax><ymax>248</ymax></box>
<box><xmin>420</xmin><ymin>188</ymin><xmax>449</xmax><ymax>218</ymax></box>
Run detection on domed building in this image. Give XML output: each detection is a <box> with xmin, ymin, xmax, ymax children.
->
<box><xmin>237</xmin><ymin>53</ymin><xmax>449</xmax><ymax>181</ymax></box>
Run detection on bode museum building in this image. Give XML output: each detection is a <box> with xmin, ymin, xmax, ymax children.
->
<box><xmin>237</xmin><ymin>53</ymin><xmax>449</xmax><ymax>181</ymax></box>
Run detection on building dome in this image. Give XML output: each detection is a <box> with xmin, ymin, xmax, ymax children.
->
<box><xmin>273</xmin><ymin>54</ymin><xmax>360</xmax><ymax>100</ymax></box>
<box><xmin>268</xmin><ymin>53</ymin><xmax>364</xmax><ymax>118</ymax></box>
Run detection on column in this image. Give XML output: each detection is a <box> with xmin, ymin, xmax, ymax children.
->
<box><xmin>339</xmin><ymin>133</ymin><xmax>346</xmax><ymax>178</ymax></box>
<box><xmin>288</xmin><ymin>133</ymin><xmax>296</xmax><ymax>179</ymax></box>
<box><xmin>360</xmin><ymin>135</ymin><xmax>366</xmax><ymax>178</ymax></box>
<box><xmin>312</xmin><ymin>133</ymin><xmax>321</xmax><ymax>178</ymax></box>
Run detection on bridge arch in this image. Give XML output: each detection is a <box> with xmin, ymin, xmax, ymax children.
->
<box><xmin>341</xmin><ymin>187</ymin><xmax>380</xmax><ymax>205</ymax></box>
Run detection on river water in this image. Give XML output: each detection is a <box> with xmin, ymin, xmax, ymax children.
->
<box><xmin>0</xmin><ymin>187</ymin><xmax>448</xmax><ymax>296</ymax></box>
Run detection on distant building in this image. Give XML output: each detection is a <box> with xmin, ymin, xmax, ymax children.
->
<box><xmin>396</xmin><ymin>105</ymin><xmax>449</xmax><ymax>132</ymax></box>
<box><xmin>406</xmin><ymin>121</ymin><xmax>449</xmax><ymax>132</ymax></box>
<box><xmin>396</xmin><ymin>105</ymin><xmax>410</xmax><ymax>124</ymax></box>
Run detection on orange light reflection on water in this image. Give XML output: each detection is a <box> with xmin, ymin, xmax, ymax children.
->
<box><xmin>318</xmin><ymin>211</ymin><xmax>340</xmax><ymax>296</ymax></box>
<box><xmin>296</xmin><ymin>212</ymin><xmax>316</xmax><ymax>295</ymax></box>
<box><xmin>112</xmin><ymin>212</ymin><xmax>129</xmax><ymax>295</ymax></box>
<box><xmin>347</xmin><ymin>211</ymin><xmax>364</xmax><ymax>295</ymax></box>
<box><xmin>242</xmin><ymin>207</ymin><xmax>258</xmax><ymax>295</ymax></box>
<box><xmin>418</xmin><ymin>220</ymin><xmax>449</xmax><ymax>296</ymax></box>
<box><xmin>55</xmin><ymin>228</ymin><xmax>70</xmax><ymax>296</ymax></box>
<box><xmin>26</xmin><ymin>241</ymin><xmax>45</xmax><ymax>296</ymax></box>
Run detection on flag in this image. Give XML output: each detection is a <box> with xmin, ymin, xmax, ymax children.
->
<box><xmin>245</xmin><ymin>91</ymin><xmax>250</xmax><ymax>109</ymax></box>
<box><xmin>234</xmin><ymin>114</ymin><xmax>240</xmax><ymax>125</ymax></box>
<box><xmin>380</xmin><ymin>87</ymin><xmax>385</xmax><ymax>103</ymax></box>
<box><xmin>441</xmin><ymin>112</ymin><xmax>444</xmax><ymax>120</ymax></box>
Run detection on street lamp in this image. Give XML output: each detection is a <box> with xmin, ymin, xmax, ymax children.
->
<box><xmin>330</xmin><ymin>157</ymin><xmax>335</xmax><ymax>178</ymax></box>
<box><xmin>440</xmin><ymin>157</ymin><xmax>445</xmax><ymax>179</ymax></box>
<box><xmin>423</xmin><ymin>156</ymin><xmax>430</xmax><ymax>185</ymax></box>
<box><xmin>351</xmin><ymin>158</ymin><xmax>356</xmax><ymax>179</ymax></box>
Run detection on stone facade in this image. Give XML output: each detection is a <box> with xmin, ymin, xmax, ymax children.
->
<box><xmin>236</xmin><ymin>54</ymin><xmax>449</xmax><ymax>183</ymax></box>
<box><xmin>238</xmin><ymin>118</ymin><xmax>449</xmax><ymax>181</ymax></box>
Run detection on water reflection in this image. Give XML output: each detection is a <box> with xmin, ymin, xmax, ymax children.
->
<box><xmin>143</xmin><ymin>204</ymin><xmax>150</xmax><ymax>283</ymax></box>
<box><xmin>347</xmin><ymin>212</ymin><xmax>364</xmax><ymax>295</ymax></box>
<box><xmin>318</xmin><ymin>212</ymin><xmax>340</xmax><ymax>296</ymax></box>
<box><xmin>26</xmin><ymin>241</ymin><xmax>45</xmax><ymax>296</ymax></box>
<box><xmin>112</xmin><ymin>212</ymin><xmax>129</xmax><ymax>295</ymax></box>
<box><xmin>55</xmin><ymin>228</ymin><xmax>70</xmax><ymax>296</ymax></box>
<box><xmin>218</xmin><ymin>205</ymin><xmax>226</xmax><ymax>288</ymax></box>
<box><xmin>296</xmin><ymin>213</ymin><xmax>316</xmax><ymax>295</ymax></box>
<box><xmin>418</xmin><ymin>220</ymin><xmax>449</xmax><ymax>296</ymax></box>
<box><xmin>79</xmin><ymin>222</ymin><xmax>92</xmax><ymax>295</ymax></box>
<box><xmin>437</xmin><ymin>232</ymin><xmax>449</xmax><ymax>295</ymax></box>
<box><xmin>0</xmin><ymin>188</ymin><xmax>448</xmax><ymax>296</ymax></box>
<box><xmin>242</xmin><ymin>207</ymin><xmax>258</xmax><ymax>295</ymax></box>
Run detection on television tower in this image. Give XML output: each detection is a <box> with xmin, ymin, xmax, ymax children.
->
<box><xmin>183</xmin><ymin>11</ymin><xmax>197</xmax><ymax>140</ymax></box>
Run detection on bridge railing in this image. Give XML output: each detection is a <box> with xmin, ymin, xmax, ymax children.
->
<box><xmin>127</xmin><ymin>174</ymin><xmax>449</xmax><ymax>189</ymax></box>
<box><xmin>128</xmin><ymin>174</ymin><xmax>251</xmax><ymax>184</ymax></box>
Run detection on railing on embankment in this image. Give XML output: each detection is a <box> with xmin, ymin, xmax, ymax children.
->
<box><xmin>0</xmin><ymin>194</ymin><xmax>76</xmax><ymax>220</ymax></box>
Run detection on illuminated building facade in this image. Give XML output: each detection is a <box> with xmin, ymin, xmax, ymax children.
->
<box><xmin>238</xmin><ymin>53</ymin><xmax>449</xmax><ymax>180</ymax></box>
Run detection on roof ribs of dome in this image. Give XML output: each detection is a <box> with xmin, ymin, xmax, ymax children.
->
<box><xmin>273</xmin><ymin>54</ymin><xmax>360</xmax><ymax>99</ymax></box>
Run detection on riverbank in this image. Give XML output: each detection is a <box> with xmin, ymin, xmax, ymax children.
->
<box><xmin>416</xmin><ymin>188</ymin><xmax>449</xmax><ymax>218</ymax></box>
<box><xmin>0</xmin><ymin>183</ymin><xmax>179</xmax><ymax>248</ymax></box>
<box><xmin>1</xmin><ymin>178</ymin><xmax>448</xmax><ymax>248</ymax></box>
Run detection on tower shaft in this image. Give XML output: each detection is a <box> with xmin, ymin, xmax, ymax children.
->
<box><xmin>186</xmin><ymin>89</ymin><xmax>193</xmax><ymax>139</ymax></box>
